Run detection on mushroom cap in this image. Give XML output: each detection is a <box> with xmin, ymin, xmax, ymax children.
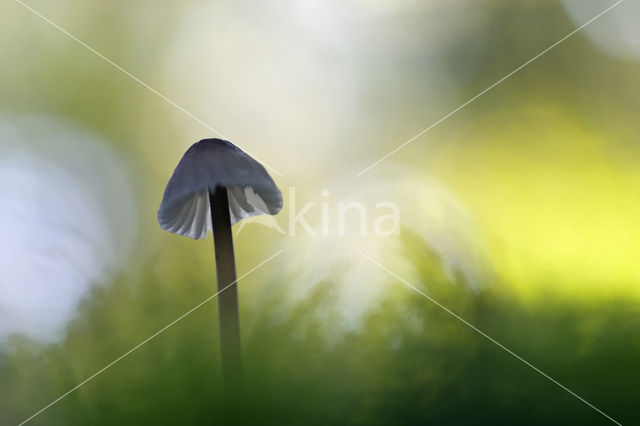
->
<box><xmin>158</xmin><ymin>138</ymin><xmax>282</xmax><ymax>239</ymax></box>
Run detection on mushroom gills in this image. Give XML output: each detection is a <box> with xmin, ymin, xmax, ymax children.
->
<box><xmin>227</xmin><ymin>186</ymin><xmax>272</xmax><ymax>224</ymax></box>
<box><xmin>162</xmin><ymin>188</ymin><xmax>210</xmax><ymax>240</ymax></box>
<box><xmin>160</xmin><ymin>186</ymin><xmax>274</xmax><ymax>240</ymax></box>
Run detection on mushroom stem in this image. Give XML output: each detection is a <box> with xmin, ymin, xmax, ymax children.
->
<box><xmin>209</xmin><ymin>185</ymin><xmax>243</xmax><ymax>391</ymax></box>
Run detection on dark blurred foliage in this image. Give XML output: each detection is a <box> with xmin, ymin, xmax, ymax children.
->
<box><xmin>3</xmin><ymin>233</ymin><xmax>638</xmax><ymax>425</ymax></box>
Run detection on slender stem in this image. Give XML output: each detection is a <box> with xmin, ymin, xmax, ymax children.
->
<box><xmin>209</xmin><ymin>186</ymin><xmax>243</xmax><ymax>392</ymax></box>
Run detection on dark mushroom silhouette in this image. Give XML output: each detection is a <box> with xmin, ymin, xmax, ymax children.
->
<box><xmin>158</xmin><ymin>138</ymin><xmax>282</xmax><ymax>389</ymax></box>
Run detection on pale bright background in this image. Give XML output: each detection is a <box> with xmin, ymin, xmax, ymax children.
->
<box><xmin>1</xmin><ymin>1</ymin><xmax>639</xmax><ymax>425</ymax></box>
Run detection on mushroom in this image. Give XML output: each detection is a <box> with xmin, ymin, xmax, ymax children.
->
<box><xmin>158</xmin><ymin>138</ymin><xmax>282</xmax><ymax>389</ymax></box>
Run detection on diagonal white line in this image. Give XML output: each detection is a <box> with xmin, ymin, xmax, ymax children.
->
<box><xmin>13</xmin><ymin>0</ymin><xmax>283</xmax><ymax>177</ymax></box>
<box><xmin>357</xmin><ymin>0</ymin><xmax>624</xmax><ymax>176</ymax></box>
<box><xmin>17</xmin><ymin>250</ymin><xmax>283</xmax><ymax>426</ymax></box>
<box><xmin>357</xmin><ymin>249</ymin><xmax>622</xmax><ymax>426</ymax></box>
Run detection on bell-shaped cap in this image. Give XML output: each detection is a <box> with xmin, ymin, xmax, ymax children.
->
<box><xmin>158</xmin><ymin>138</ymin><xmax>282</xmax><ymax>239</ymax></box>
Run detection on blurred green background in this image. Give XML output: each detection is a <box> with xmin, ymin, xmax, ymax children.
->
<box><xmin>1</xmin><ymin>0</ymin><xmax>639</xmax><ymax>424</ymax></box>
